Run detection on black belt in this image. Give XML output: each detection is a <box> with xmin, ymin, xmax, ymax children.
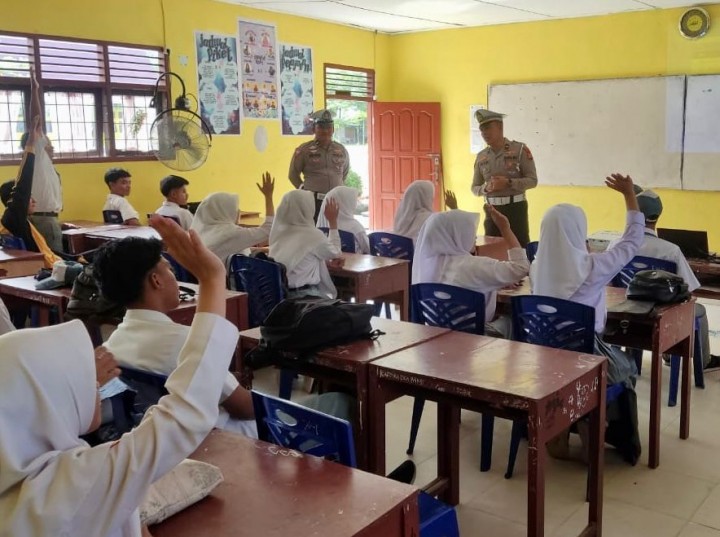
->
<box><xmin>33</xmin><ymin>212</ymin><xmax>59</xmax><ymax>217</ymax></box>
<box><xmin>289</xmin><ymin>284</ymin><xmax>316</xmax><ymax>291</ymax></box>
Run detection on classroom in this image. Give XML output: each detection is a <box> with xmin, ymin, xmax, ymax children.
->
<box><xmin>1</xmin><ymin>1</ymin><xmax>720</xmax><ymax>536</ymax></box>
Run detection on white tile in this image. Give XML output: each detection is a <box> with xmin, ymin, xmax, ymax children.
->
<box><xmin>457</xmin><ymin>505</ymin><xmax>528</xmax><ymax>537</ymax></box>
<box><xmin>693</xmin><ymin>485</ymin><xmax>720</xmax><ymax>531</ymax></box>
<box><xmin>679</xmin><ymin>523</ymin><xmax>720</xmax><ymax>537</ymax></box>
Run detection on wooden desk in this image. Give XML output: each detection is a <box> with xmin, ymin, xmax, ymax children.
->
<box><xmin>475</xmin><ymin>235</ymin><xmax>509</xmax><ymax>260</ymax></box>
<box><xmin>240</xmin><ymin>210</ymin><xmax>261</xmax><ymax>219</ymax></box>
<box><xmin>498</xmin><ymin>281</ymin><xmax>695</xmax><ymax>469</ymax></box>
<box><xmin>368</xmin><ymin>333</ymin><xmax>606</xmax><ymax>537</ymax></box>
<box><xmin>152</xmin><ymin>430</ymin><xmax>419</xmax><ymax>537</ymax></box>
<box><xmin>239</xmin><ymin>317</ymin><xmax>449</xmax><ymax>469</ymax></box>
<box><xmin>688</xmin><ymin>258</ymin><xmax>720</xmax><ymax>281</ymax></box>
<box><xmin>61</xmin><ymin>219</ymin><xmax>104</xmax><ymax>230</ymax></box>
<box><xmin>330</xmin><ymin>253</ymin><xmax>410</xmax><ymax>321</ymax></box>
<box><xmin>84</xmin><ymin>226</ymin><xmax>161</xmax><ymax>250</ymax></box>
<box><xmin>0</xmin><ymin>248</ymin><xmax>45</xmax><ymax>278</ymax></box>
<box><xmin>63</xmin><ymin>224</ymin><xmax>124</xmax><ymax>254</ymax></box>
<box><xmin>238</xmin><ymin>216</ymin><xmax>266</xmax><ymax>228</ymax></box>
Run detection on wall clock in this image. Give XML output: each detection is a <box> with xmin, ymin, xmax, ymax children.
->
<box><xmin>679</xmin><ymin>7</ymin><xmax>710</xmax><ymax>39</ymax></box>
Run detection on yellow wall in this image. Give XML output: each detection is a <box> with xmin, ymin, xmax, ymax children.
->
<box><xmin>388</xmin><ymin>6</ymin><xmax>720</xmax><ymax>250</ymax></box>
<box><xmin>0</xmin><ymin>0</ymin><xmax>390</xmax><ymax>221</ymax></box>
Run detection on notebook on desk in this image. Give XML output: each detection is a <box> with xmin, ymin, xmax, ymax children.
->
<box><xmin>656</xmin><ymin>228</ymin><xmax>710</xmax><ymax>258</ymax></box>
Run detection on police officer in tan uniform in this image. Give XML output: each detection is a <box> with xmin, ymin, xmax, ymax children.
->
<box><xmin>289</xmin><ymin>109</ymin><xmax>350</xmax><ymax>221</ymax></box>
<box><xmin>471</xmin><ymin>109</ymin><xmax>537</xmax><ymax>246</ymax></box>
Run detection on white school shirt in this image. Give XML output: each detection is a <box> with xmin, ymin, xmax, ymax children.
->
<box><xmin>30</xmin><ymin>136</ymin><xmax>62</xmax><ymax>213</ymax></box>
<box><xmin>104</xmin><ymin>309</ymin><xmax>252</xmax><ymax>434</ymax></box>
<box><xmin>103</xmin><ymin>194</ymin><xmax>139</xmax><ymax>222</ymax></box>
<box><xmin>288</xmin><ymin>229</ymin><xmax>342</xmax><ymax>291</ymax></box>
<box><xmin>565</xmin><ymin>211</ymin><xmax>645</xmax><ymax>333</ymax></box>
<box><xmin>607</xmin><ymin>228</ymin><xmax>700</xmax><ymax>292</ymax></box>
<box><xmin>155</xmin><ymin>201</ymin><xmax>194</xmax><ymax>230</ymax></box>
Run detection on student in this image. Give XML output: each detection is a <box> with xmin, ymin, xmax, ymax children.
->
<box><xmin>103</xmin><ymin>168</ymin><xmax>140</xmax><ymax>226</ymax></box>
<box><xmin>316</xmin><ymin>185</ymin><xmax>370</xmax><ymax>254</ymax></box>
<box><xmin>190</xmin><ymin>172</ymin><xmax>275</xmax><ymax>265</ymax></box>
<box><xmin>95</xmin><ymin>236</ymin><xmax>257</xmax><ymax>437</ymax></box>
<box><xmin>0</xmin><ymin>216</ymin><xmax>239</xmax><ymax>537</ymax></box>
<box><xmin>270</xmin><ymin>190</ymin><xmax>342</xmax><ymax>299</ymax></box>
<box><xmin>609</xmin><ymin>188</ymin><xmax>717</xmax><ymax>368</ymax></box>
<box><xmin>0</xmin><ymin>116</ymin><xmax>62</xmax><ymax>269</ymax></box>
<box><xmin>155</xmin><ymin>175</ymin><xmax>194</xmax><ymax>230</ymax></box>
<box><xmin>531</xmin><ymin>173</ymin><xmax>643</xmax><ymax>463</ymax></box>
<box><xmin>393</xmin><ymin>180</ymin><xmax>458</xmax><ymax>242</ymax></box>
<box><xmin>413</xmin><ymin>206</ymin><xmax>529</xmax><ymax>336</ymax></box>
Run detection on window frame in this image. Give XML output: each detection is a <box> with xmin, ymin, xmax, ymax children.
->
<box><xmin>324</xmin><ymin>63</ymin><xmax>375</xmax><ymax>103</ymax></box>
<box><xmin>0</xmin><ymin>30</ymin><xmax>168</xmax><ymax>165</ymax></box>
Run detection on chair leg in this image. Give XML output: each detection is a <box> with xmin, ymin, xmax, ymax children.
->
<box><xmin>693</xmin><ymin>318</ymin><xmax>705</xmax><ymax>389</ymax></box>
<box><xmin>480</xmin><ymin>414</ymin><xmax>495</xmax><ymax>472</ymax></box>
<box><xmin>278</xmin><ymin>370</ymin><xmax>295</xmax><ymax>400</ymax></box>
<box><xmin>668</xmin><ymin>355</ymin><xmax>680</xmax><ymax>407</ymax></box>
<box><xmin>407</xmin><ymin>397</ymin><xmax>426</xmax><ymax>454</ymax></box>
<box><xmin>505</xmin><ymin>420</ymin><xmax>525</xmax><ymax>479</ymax></box>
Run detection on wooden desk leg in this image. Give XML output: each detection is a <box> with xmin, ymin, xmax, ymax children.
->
<box><xmin>680</xmin><ymin>323</ymin><xmax>694</xmax><ymax>440</ymax></box>
<box><xmin>399</xmin><ymin>287</ymin><xmax>409</xmax><ymax>322</ymax></box>
<box><xmin>649</xmin><ymin>343</ymin><xmax>662</xmax><ymax>469</ymax></box>
<box><xmin>587</xmin><ymin>365</ymin><xmax>607</xmax><ymax>536</ymax></box>
<box><xmin>437</xmin><ymin>401</ymin><xmax>460</xmax><ymax>506</ymax></box>
<box><xmin>38</xmin><ymin>306</ymin><xmax>50</xmax><ymax>326</ymax></box>
<box><xmin>368</xmin><ymin>369</ymin><xmax>387</xmax><ymax>476</ymax></box>
<box><xmin>527</xmin><ymin>409</ymin><xmax>546</xmax><ymax>537</ymax></box>
<box><xmin>355</xmin><ymin>368</ymin><xmax>370</xmax><ymax>470</ymax></box>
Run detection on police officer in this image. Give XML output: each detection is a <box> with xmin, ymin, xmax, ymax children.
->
<box><xmin>471</xmin><ymin>109</ymin><xmax>537</xmax><ymax>247</ymax></box>
<box><xmin>288</xmin><ymin>109</ymin><xmax>350</xmax><ymax>221</ymax></box>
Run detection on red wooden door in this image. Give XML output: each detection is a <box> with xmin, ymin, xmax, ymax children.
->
<box><xmin>370</xmin><ymin>102</ymin><xmax>442</xmax><ymax>230</ymax></box>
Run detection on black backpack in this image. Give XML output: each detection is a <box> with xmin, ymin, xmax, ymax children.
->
<box><xmin>626</xmin><ymin>269</ymin><xmax>690</xmax><ymax>304</ymax></box>
<box><xmin>245</xmin><ymin>297</ymin><xmax>382</xmax><ymax>369</ymax></box>
<box><xmin>65</xmin><ymin>264</ymin><xmax>126</xmax><ymax>322</ymax></box>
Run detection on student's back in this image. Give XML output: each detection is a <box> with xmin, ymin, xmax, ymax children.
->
<box><xmin>316</xmin><ymin>185</ymin><xmax>369</xmax><ymax>254</ymax></box>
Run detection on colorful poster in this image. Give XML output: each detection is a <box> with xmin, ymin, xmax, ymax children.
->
<box><xmin>279</xmin><ymin>43</ymin><xmax>314</xmax><ymax>135</ymax></box>
<box><xmin>238</xmin><ymin>19</ymin><xmax>279</xmax><ymax>120</ymax></box>
<box><xmin>195</xmin><ymin>32</ymin><xmax>240</xmax><ymax>135</ymax></box>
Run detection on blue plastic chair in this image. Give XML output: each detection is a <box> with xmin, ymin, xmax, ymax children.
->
<box><xmin>368</xmin><ymin>232</ymin><xmax>415</xmax><ymax>319</ymax></box>
<box><xmin>525</xmin><ymin>241</ymin><xmax>539</xmax><ymax>263</ymax></box>
<box><xmin>119</xmin><ymin>366</ymin><xmax>168</xmax><ymax>418</ymax></box>
<box><xmin>161</xmin><ymin>251</ymin><xmax>197</xmax><ymax>283</ymax></box>
<box><xmin>147</xmin><ymin>213</ymin><xmax>181</xmax><ymax>226</ymax></box>
<box><xmin>612</xmin><ymin>255</ymin><xmax>677</xmax><ymax>289</ymax></box>
<box><xmin>408</xmin><ymin>283</ymin><xmax>488</xmax><ymax>462</ymax></box>
<box><xmin>318</xmin><ymin>226</ymin><xmax>356</xmax><ymax>253</ymax></box>
<box><xmin>102</xmin><ymin>210</ymin><xmax>123</xmax><ymax>224</ymax></box>
<box><xmin>252</xmin><ymin>390</ymin><xmax>458</xmax><ymax>537</ymax></box>
<box><xmin>0</xmin><ymin>234</ymin><xmax>27</xmax><ymax>250</ymax></box>
<box><xmin>507</xmin><ymin>295</ymin><xmax>624</xmax><ymax>479</ymax></box>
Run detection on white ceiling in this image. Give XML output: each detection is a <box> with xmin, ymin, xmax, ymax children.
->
<box><xmin>218</xmin><ymin>0</ymin><xmax>706</xmax><ymax>33</ymax></box>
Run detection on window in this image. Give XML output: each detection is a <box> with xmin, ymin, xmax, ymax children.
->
<box><xmin>324</xmin><ymin>64</ymin><xmax>375</xmax><ymax>102</ymax></box>
<box><xmin>0</xmin><ymin>31</ymin><xmax>166</xmax><ymax>162</ymax></box>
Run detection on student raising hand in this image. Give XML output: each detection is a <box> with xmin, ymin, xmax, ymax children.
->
<box><xmin>323</xmin><ymin>198</ymin><xmax>340</xmax><ymax>228</ymax></box>
<box><xmin>256</xmin><ymin>171</ymin><xmax>275</xmax><ymax>217</ymax></box>
<box><xmin>605</xmin><ymin>173</ymin><xmax>639</xmax><ymax>212</ymax></box>
<box><xmin>445</xmin><ymin>189</ymin><xmax>458</xmax><ymax>210</ymax></box>
<box><xmin>95</xmin><ymin>346</ymin><xmax>121</xmax><ymax>386</ymax></box>
<box><xmin>485</xmin><ymin>203</ymin><xmax>521</xmax><ymax>250</ymax></box>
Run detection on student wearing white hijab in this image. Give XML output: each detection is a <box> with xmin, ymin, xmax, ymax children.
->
<box><xmin>190</xmin><ymin>172</ymin><xmax>275</xmax><ymax>264</ymax></box>
<box><xmin>270</xmin><ymin>190</ymin><xmax>342</xmax><ymax>298</ymax></box>
<box><xmin>393</xmin><ymin>181</ymin><xmax>459</xmax><ymax>242</ymax></box>
<box><xmin>0</xmin><ymin>298</ymin><xmax>13</xmax><ymax>335</ymax></box>
<box><xmin>316</xmin><ymin>185</ymin><xmax>369</xmax><ymax>254</ymax></box>
<box><xmin>0</xmin><ymin>216</ymin><xmax>239</xmax><ymax>537</ymax></box>
<box><xmin>413</xmin><ymin>205</ymin><xmax>529</xmax><ymax>333</ymax></box>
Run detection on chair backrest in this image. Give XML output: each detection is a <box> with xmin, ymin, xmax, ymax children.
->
<box><xmin>251</xmin><ymin>390</ymin><xmax>357</xmax><ymax>467</ymax></box>
<box><xmin>525</xmin><ymin>241</ymin><xmax>539</xmax><ymax>263</ymax></box>
<box><xmin>147</xmin><ymin>213</ymin><xmax>181</xmax><ymax>226</ymax></box>
<box><xmin>511</xmin><ymin>295</ymin><xmax>595</xmax><ymax>353</ymax></box>
<box><xmin>229</xmin><ymin>254</ymin><xmax>285</xmax><ymax>327</ymax></box>
<box><xmin>412</xmin><ymin>283</ymin><xmax>485</xmax><ymax>334</ymax></box>
<box><xmin>0</xmin><ymin>234</ymin><xmax>27</xmax><ymax>250</ymax></box>
<box><xmin>318</xmin><ymin>227</ymin><xmax>356</xmax><ymax>253</ymax></box>
<box><xmin>612</xmin><ymin>255</ymin><xmax>678</xmax><ymax>288</ymax></box>
<box><xmin>368</xmin><ymin>231</ymin><xmax>414</xmax><ymax>261</ymax></box>
<box><xmin>119</xmin><ymin>366</ymin><xmax>168</xmax><ymax>416</ymax></box>
<box><xmin>161</xmin><ymin>251</ymin><xmax>197</xmax><ymax>283</ymax></box>
<box><xmin>102</xmin><ymin>210</ymin><xmax>123</xmax><ymax>224</ymax></box>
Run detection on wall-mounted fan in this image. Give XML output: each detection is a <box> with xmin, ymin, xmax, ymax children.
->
<box><xmin>149</xmin><ymin>72</ymin><xmax>212</xmax><ymax>171</ymax></box>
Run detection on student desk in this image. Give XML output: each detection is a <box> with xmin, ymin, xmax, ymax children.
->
<box><xmin>238</xmin><ymin>317</ymin><xmax>449</xmax><ymax>469</ymax></box>
<box><xmin>152</xmin><ymin>430</ymin><xmax>419</xmax><ymax>537</ymax></box>
<box><xmin>83</xmin><ymin>226</ymin><xmax>161</xmax><ymax>250</ymax></box>
<box><xmin>0</xmin><ymin>248</ymin><xmax>44</xmax><ymax>278</ymax></box>
<box><xmin>497</xmin><ymin>281</ymin><xmax>695</xmax><ymax>469</ymax></box>
<box><xmin>330</xmin><ymin>253</ymin><xmax>410</xmax><ymax>321</ymax></box>
<box><xmin>475</xmin><ymin>235</ymin><xmax>509</xmax><ymax>260</ymax></box>
<box><xmin>63</xmin><ymin>224</ymin><xmax>124</xmax><ymax>254</ymax></box>
<box><xmin>367</xmin><ymin>333</ymin><xmax>607</xmax><ymax>537</ymax></box>
<box><xmin>688</xmin><ymin>258</ymin><xmax>720</xmax><ymax>280</ymax></box>
<box><xmin>61</xmin><ymin>219</ymin><xmax>104</xmax><ymax>230</ymax></box>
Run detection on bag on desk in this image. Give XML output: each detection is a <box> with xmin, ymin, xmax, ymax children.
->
<box><xmin>626</xmin><ymin>269</ymin><xmax>690</xmax><ymax>304</ymax></box>
<box><xmin>65</xmin><ymin>264</ymin><xmax>125</xmax><ymax>321</ymax></box>
<box><xmin>246</xmin><ymin>297</ymin><xmax>381</xmax><ymax>368</ymax></box>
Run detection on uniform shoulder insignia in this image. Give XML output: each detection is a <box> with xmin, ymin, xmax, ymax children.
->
<box><xmin>523</xmin><ymin>146</ymin><xmax>534</xmax><ymax>160</ymax></box>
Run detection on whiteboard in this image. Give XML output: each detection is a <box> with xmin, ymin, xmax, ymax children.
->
<box><xmin>682</xmin><ymin>75</ymin><xmax>720</xmax><ymax>191</ymax></box>
<box><xmin>488</xmin><ymin>77</ymin><xmax>685</xmax><ymax>188</ymax></box>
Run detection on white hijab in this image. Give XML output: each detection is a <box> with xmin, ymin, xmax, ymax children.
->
<box><xmin>0</xmin><ymin>321</ymin><xmax>140</xmax><ymax>536</ymax></box>
<box><xmin>412</xmin><ymin>210</ymin><xmax>480</xmax><ymax>283</ymax></box>
<box><xmin>531</xmin><ymin>203</ymin><xmax>593</xmax><ymax>299</ymax></box>
<box><xmin>270</xmin><ymin>190</ymin><xmax>328</xmax><ymax>272</ymax></box>
<box><xmin>190</xmin><ymin>192</ymin><xmax>242</xmax><ymax>260</ymax></box>
<box><xmin>316</xmin><ymin>186</ymin><xmax>369</xmax><ymax>253</ymax></box>
<box><xmin>393</xmin><ymin>180</ymin><xmax>434</xmax><ymax>240</ymax></box>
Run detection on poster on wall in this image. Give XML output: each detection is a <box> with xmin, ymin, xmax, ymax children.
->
<box><xmin>279</xmin><ymin>43</ymin><xmax>314</xmax><ymax>135</ymax></box>
<box><xmin>238</xmin><ymin>19</ymin><xmax>279</xmax><ymax>120</ymax></box>
<box><xmin>194</xmin><ymin>32</ymin><xmax>241</xmax><ymax>135</ymax></box>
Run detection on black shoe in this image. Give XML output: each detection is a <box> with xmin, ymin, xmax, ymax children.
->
<box><xmin>705</xmin><ymin>355</ymin><xmax>720</xmax><ymax>370</ymax></box>
<box><xmin>386</xmin><ymin>460</ymin><xmax>416</xmax><ymax>485</ymax></box>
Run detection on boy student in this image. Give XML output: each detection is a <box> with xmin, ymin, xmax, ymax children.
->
<box><xmin>156</xmin><ymin>175</ymin><xmax>193</xmax><ymax>230</ymax></box>
<box><xmin>0</xmin><ymin>116</ymin><xmax>62</xmax><ymax>268</ymax></box>
<box><xmin>103</xmin><ymin>168</ymin><xmax>140</xmax><ymax>226</ymax></box>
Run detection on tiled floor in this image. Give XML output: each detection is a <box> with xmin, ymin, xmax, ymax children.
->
<box><xmin>254</xmin><ymin>357</ymin><xmax>720</xmax><ymax>537</ymax></box>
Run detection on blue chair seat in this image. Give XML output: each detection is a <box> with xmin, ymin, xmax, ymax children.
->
<box><xmin>102</xmin><ymin>210</ymin><xmax>123</xmax><ymax>224</ymax></box>
<box><xmin>318</xmin><ymin>227</ymin><xmax>356</xmax><ymax>253</ymax></box>
<box><xmin>368</xmin><ymin>232</ymin><xmax>415</xmax><ymax>319</ymax></box>
<box><xmin>162</xmin><ymin>251</ymin><xmax>197</xmax><ymax>283</ymax></box>
<box><xmin>0</xmin><ymin>234</ymin><xmax>27</xmax><ymax>250</ymax></box>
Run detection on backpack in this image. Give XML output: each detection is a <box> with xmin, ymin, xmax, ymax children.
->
<box><xmin>626</xmin><ymin>269</ymin><xmax>690</xmax><ymax>304</ymax></box>
<box><xmin>65</xmin><ymin>264</ymin><xmax>126</xmax><ymax>322</ymax></box>
<box><xmin>245</xmin><ymin>297</ymin><xmax>382</xmax><ymax>369</ymax></box>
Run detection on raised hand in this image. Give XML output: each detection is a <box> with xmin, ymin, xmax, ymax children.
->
<box><xmin>324</xmin><ymin>198</ymin><xmax>340</xmax><ymax>228</ymax></box>
<box><xmin>95</xmin><ymin>346</ymin><xmax>121</xmax><ymax>386</ymax></box>
<box><xmin>256</xmin><ymin>171</ymin><xmax>275</xmax><ymax>198</ymax></box>
<box><xmin>485</xmin><ymin>203</ymin><xmax>510</xmax><ymax>231</ymax></box>
<box><xmin>445</xmin><ymin>189</ymin><xmax>458</xmax><ymax>210</ymax></box>
<box><xmin>605</xmin><ymin>173</ymin><xmax>635</xmax><ymax>196</ymax></box>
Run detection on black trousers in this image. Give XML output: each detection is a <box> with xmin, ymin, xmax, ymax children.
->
<box><xmin>313</xmin><ymin>197</ymin><xmax>323</xmax><ymax>223</ymax></box>
<box><xmin>483</xmin><ymin>199</ymin><xmax>530</xmax><ymax>247</ymax></box>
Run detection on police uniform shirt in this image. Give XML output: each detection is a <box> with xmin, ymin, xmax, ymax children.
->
<box><xmin>471</xmin><ymin>138</ymin><xmax>538</xmax><ymax>198</ymax></box>
<box><xmin>288</xmin><ymin>140</ymin><xmax>350</xmax><ymax>194</ymax></box>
